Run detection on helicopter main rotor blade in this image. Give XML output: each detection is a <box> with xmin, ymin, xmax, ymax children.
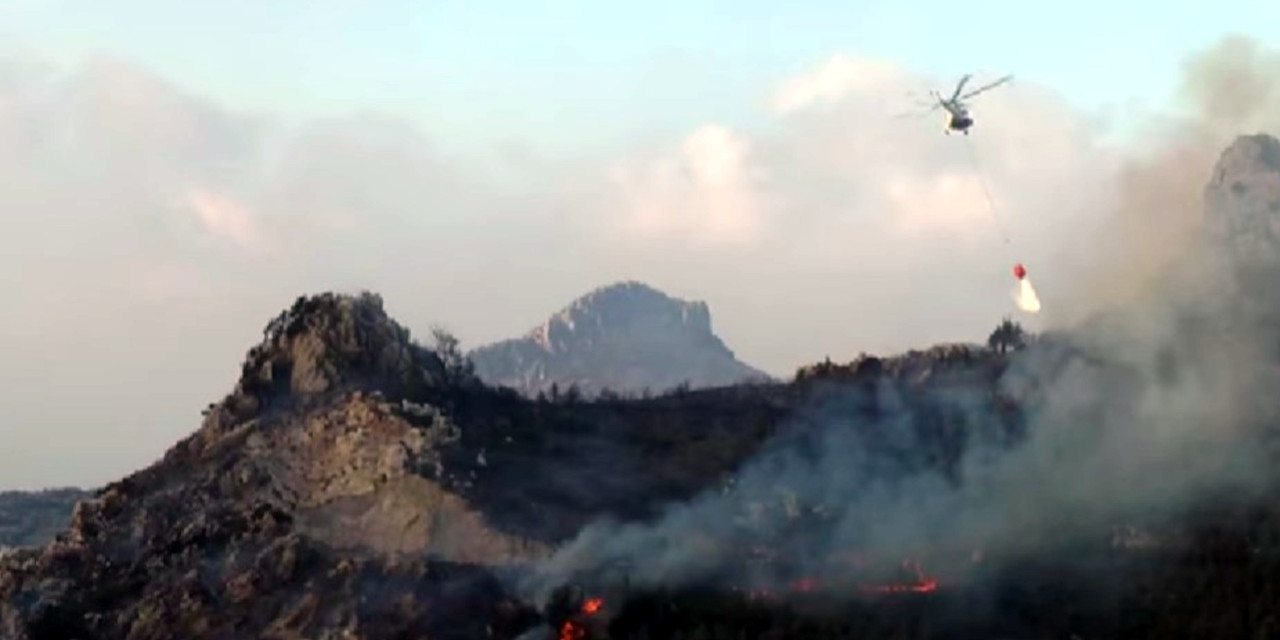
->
<box><xmin>959</xmin><ymin>74</ymin><xmax>1013</xmax><ymax>101</ymax></box>
<box><xmin>949</xmin><ymin>74</ymin><xmax>972</xmax><ymax>102</ymax></box>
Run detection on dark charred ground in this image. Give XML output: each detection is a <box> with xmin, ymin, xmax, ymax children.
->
<box><xmin>557</xmin><ymin>500</ymin><xmax>1280</xmax><ymax>640</ymax></box>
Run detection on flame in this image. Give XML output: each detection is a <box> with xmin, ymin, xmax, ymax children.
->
<box><xmin>856</xmin><ymin>559</ymin><xmax>940</xmax><ymax>594</ymax></box>
<box><xmin>558</xmin><ymin>598</ymin><xmax>604</xmax><ymax>640</ymax></box>
<box><xmin>1014</xmin><ymin>276</ymin><xmax>1041</xmax><ymax>313</ymax></box>
<box><xmin>559</xmin><ymin>622</ymin><xmax>586</xmax><ymax>640</ymax></box>
<box><xmin>744</xmin><ymin>557</ymin><xmax>942</xmax><ymax>601</ymax></box>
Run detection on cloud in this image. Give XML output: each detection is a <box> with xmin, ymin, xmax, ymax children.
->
<box><xmin>610</xmin><ymin>124</ymin><xmax>766</xmax><ymax>246</ymax></box>
<box><xmin>2</xmin><ymin>36</ymin><xmax>1276</xmax><ymax>490</ymax></box>
<box><xmin>771</xmin><ymin>55</ymin><xmax>907</xmax><ymax>115</ymax></box>
<box><xmin>0</xmin><ymin>51</ymin><xmax>1110</xmax><ymax>489</ymax></box>
<box><xmin>180</xmin><ymin>187</ymin><xmax>265</xmax><ymax>251</ymax></box>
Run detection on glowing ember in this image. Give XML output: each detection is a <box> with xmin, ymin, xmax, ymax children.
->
<box><xmin>559</xmin><ymin>621</ymin><xmax>586</xmax><ymax>640</ymax></box>
<box><xmin>558</xmin><ymin>597</ymin><xmax>604</xmax><ymax>640</ymax></box>
<box><xmin>857</xmin><ymin>559</ymin><xmax>940</xmax><ymax>594</ymax></box>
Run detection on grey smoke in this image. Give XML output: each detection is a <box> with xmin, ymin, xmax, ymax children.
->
<box><xmin>520</xmin><ymin>36</ymin><xmax>1280</xmax><ymax>602</ymax></box>
<box><xmin>523</xmin><ymin>244</ymin><xmax>1277</xmax><ymax>602</ymax></box>
<box><xmin>1059</xmin><ymin>34</ymin><xmax>1280</xmax><ymax>322</ymax></box>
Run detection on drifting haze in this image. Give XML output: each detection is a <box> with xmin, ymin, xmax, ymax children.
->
<box><xmin>1057</xmin><ymin>35</ymin><xmax>1280</xmax><ymax>319</ymax></box>
<box><xmin>0</xmin><ymin>36</ymin><xmax>1276</xmax><ymax>489</ymax></box>
<box><xmin>523</xmin><ymin>40</ymin><xmax>1280</xmax><ymax>598</ymax></box>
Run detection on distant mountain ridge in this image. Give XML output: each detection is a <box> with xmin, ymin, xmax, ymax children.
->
<box><xmin>467</xmin><ymin>281</ymin><xmax>772</xmax><ymax>396</ymax></box>
<box><xmin>0</xmin><ymin>488</ymin><xmax>91</xmax><ymax>549</ymax></box>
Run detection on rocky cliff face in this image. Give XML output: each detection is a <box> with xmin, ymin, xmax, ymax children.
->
<box><xmin>1204</xmin><ymin>133</ymin><xmax>1280</xmax><ymax>272</ymax></box>
<box><xmin>0</xmin><ymin>293</ymin><xmax>545</xmax><ymax>640</ymax></box>
<box><xmin>468</xmin><ymin>281</ymin><xmax>771</xmax><ymax>397</ymax></box>
<box><xmin>1201</xmin><ymin>133</ymin><xmax>1280</xmax><ymax>337</ymax></box>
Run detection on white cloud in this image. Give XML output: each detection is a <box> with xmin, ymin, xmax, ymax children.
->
<box><xmin>181</xmin><ymin>187</ymin><xmax>264</xmax><ymax>251</ymax></box>
<box><xmin>883</xmin><ymin>172</ymin><xmax>998</xmax><ymax>238</ymax></box>
<box><xmin>772</xmin><ymin>55</ymin><xmax>906</xmax><ymax>115</ymax></box>
<box><xmin>610</xmin><ymin>124</ymin><xmax>766</xmax><ymax>245</ymax></box>
<box><xmin>1</xmin><ymin>42</ymin><xmax>1244</xmax><ymax>490</ymax></box>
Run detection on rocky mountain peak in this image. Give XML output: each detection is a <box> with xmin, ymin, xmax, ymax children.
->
<box><xmin>1203</xmin><ymin>133</ymin><xmax>1280</xmax><ymax>272</ymax></box>
<box><xmin>207</xmin><ymin>292</ymin><xmax>445</xmax><ymax>427</ymax></box>
<box><xmin>469</xmin><ymin>281</ymin><xmax>770</xmax><ymax>396</ymax></box>
<box><xmin>527</xmin><ymin>281</ymin><xmax>714</xmax><ymax>354</ymax></box>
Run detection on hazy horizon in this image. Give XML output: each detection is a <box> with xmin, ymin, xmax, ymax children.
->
<box><xmin>3</xmin><ymin>4</ymin><xmax>1280</xmax><ymax>490</ymax></box>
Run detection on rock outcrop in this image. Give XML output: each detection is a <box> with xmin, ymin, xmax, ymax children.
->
<box><xmin>469</xmin><ymin>281</ymin><xmax>771</xmax><ymax>397</ymax></box>
<box><xmin>0</xmin><ymin>293</ymin><xmax>542</xmax><ymax>640</ymax></box>
<box><xmin>1204</xmin><ymin>133</ymin><xmax>1280</xmax><ymax>273</ymax></box>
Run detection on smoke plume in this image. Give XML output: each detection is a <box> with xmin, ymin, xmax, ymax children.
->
<box><xmin>519</xmin><ymin>36</ymin><xmax>1280</xmax><ymax>603</ymax></box>
<box><xmin>522</xmin><ymin>231</ymin><xmax>1278</xmax><ymax>604</ymax></box>
<box><xmin>1057</xmin><ymin>34</ymin><xmax>1280</xmax><ymax>322</ymax></box>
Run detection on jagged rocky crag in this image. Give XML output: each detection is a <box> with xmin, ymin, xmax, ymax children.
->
<box><xmin>468</xmin><ymin>281</ymin><xmax>772</xmax><ymax>397</ymax></box>
<box><xmin>3</xmin><ymin>134</ymin><xmax>1280</xmax><ymax>640</ymax></box>
<box><xmin>1</xmin><ymin>294</ymin><xmax>547</xmax><ymax>640</ymax></box>
<box><xmin>1204</xmin><ymin>133</ymin><xmax>1280</xmax><ymax>274</ymax></box>
<box><xmin>0</xmin><ymin>489</ymin><xmax>92</xmax><ymax>550</ymax></box>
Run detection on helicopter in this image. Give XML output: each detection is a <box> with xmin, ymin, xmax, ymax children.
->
<box><xmin>907</xmin><ymin>73</ymin><xmax>1013</xmax><ymax>135</ymax></box>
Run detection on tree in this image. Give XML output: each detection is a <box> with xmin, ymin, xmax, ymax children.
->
<box><xmin>987</xmin><ymin>316</ymin><xmax>1027</xmax><ymax>354</ymax></box>
<box><xmin>429</xmin><ymin>324</ymin><xmax>475</xmax><ymax>385</ymax></box>
<box><xmin>563</xmin><ymin>384</ymin><xmax>582</xmax><ymax>403</ymax></box>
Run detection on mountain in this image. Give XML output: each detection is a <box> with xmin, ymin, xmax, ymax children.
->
<box><xmin>0</xmin><ymin>294</ymin><xmax>549</xmax><ymax>640</ymax></box>
<box><xmin>0</xmin><ymin>489</ymin><xmax>92</xmax><ymax>549</ymax></box>
<box><xmin>467</xmin><ymin>281</ymin><xmax>772</xmax><ymax>397</ymax></box>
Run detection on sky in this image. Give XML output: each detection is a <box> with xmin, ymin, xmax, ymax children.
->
<box><xmin>1</xmin><ymin>1</ymin><xmax>1279</xmax><ymax>489</ymax></box>
<box><xmin>4</xmin><ymin>0</ymin><xmax>1277</xmax><ymax>150</ymax></box>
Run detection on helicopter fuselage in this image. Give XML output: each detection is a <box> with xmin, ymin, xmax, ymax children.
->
<box><xmin>941</xmin><ymin>101</ymin><xmax>973</xmax><ymax>134</ymax></box>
